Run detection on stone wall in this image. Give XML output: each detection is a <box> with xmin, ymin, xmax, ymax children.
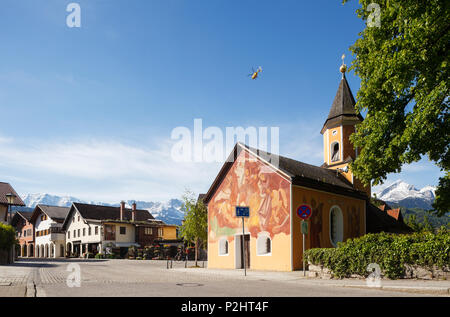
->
<box><xmin>308</xmin><ymin>262</ymin><xmax>450</xmax><ymax>280</ymax></box>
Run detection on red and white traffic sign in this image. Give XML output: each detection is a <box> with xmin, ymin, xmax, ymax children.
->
<box><xmin>296</xmin><ymin>204</ymin><xmax>312</xmax><ymax>220</ymax></box>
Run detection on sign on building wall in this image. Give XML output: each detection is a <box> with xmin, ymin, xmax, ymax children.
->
<box><xmin>235</xmin><ymin>206</ymin><xmax>250</xmax><ymax>217</ymax></box>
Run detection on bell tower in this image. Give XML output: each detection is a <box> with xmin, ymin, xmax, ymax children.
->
<box><xmin>321</xmin><ymin>55</ymin><xmax>370</xmax><ymax>196</ymax></box>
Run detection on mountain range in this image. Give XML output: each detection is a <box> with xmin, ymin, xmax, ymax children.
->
<box><xmin>20</xmin><ymin>193</ymin><xmax>185</xmax><ymax>225</ymax></box>
<box><xmin>373</xmin><ymin>180</ymin><xmax>436</xmax><ymax>210</ymax></box>
<box><xmin>17</xmin><ymin>180</ymin><xmax>436</xmax><ymax>225</ymax></box>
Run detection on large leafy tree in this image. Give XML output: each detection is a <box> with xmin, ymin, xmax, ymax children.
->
<box><xmin>179</xmin><ymin>190</ymin><xmax>208</xmax><ymax>266</ymax></box>
<box><xmin>343</xmin><ymin>0</ymin><xmax>449</xmax><ymax>216</ymax></box>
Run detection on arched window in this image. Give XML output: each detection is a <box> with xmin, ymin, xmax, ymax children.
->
<box><xmin>329</xmin><ymin>206</ymin><xmax>344</xmax><ymax>247</ymax></box>
<box><xmin>219</xmin><ymin>237</ymin><xmax>229</xmax><ymax>256</ymax></box>
<box><xmin>257</xmin><ymin>232</ymin><xmax>272</xmax><ymax>255</ymax></box>
<box><xmin>331</xmin><ymin>142</ymin><xmax>340</xmax><ymax>162</ymax></box>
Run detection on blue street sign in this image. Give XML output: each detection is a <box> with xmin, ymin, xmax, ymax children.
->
<box><xmin>235</xmin><ymin>206</ymin><xmax>250</xmax><ymax>217</ymax></box>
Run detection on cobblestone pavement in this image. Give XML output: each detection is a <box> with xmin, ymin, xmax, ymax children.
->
<box><xmin>0</xmin><ymin>262</ymin><xmax>33</xmax><ymax>297</ymax></box>
<box><xmin>1</xmin><ymin>258</ymin><xmax>448</xmax><ymax>297</ymax></box>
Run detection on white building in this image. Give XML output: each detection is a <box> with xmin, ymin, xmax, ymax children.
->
<box><xmin>30</xmin><ymin>205</ymin><xmax>70</xmax><ymax>258</ymax></box>
<box><xmin>62</xmin><ymin>202</ymin><xmax>156</xmax><ymax>258</ymax></box>
<box><xmin>62</xmin><ymin>203</ymin><xmax>104</xmax><ymax>257</ymax></box>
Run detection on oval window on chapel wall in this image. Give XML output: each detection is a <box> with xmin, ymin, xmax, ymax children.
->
<box><xmin>329</xmin><ymin>206</ymin><xmax>343</xmax><ymax>247</ymax></box>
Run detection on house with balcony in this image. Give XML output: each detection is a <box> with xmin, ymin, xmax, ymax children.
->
<box><xmin>62</xmin><ymin>201</ymin><xmax>166</xmax><ymax>258</ymax></box>
<box><xmin>11</xmin><ymin>211</ymin><xmax>35</xmax><ymax>257</ymax></box>
<box><xmin>30</xmin><ymin>205</ymin><xmax>70</xmax><ymax>258</ymax></box>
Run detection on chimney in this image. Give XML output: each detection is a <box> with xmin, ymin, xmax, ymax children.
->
<box><xmin>132</xmin><ymin>202</ymin><xmax>136</xmax><ymax>222</ymax></box>
<box><xmin>120</xmin><ymin>201</ymin><xmax>125</xmax><ymax>221</ymax></box>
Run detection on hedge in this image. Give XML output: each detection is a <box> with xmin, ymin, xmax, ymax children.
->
<box><xmin>305</xmin><ymin>229</ymin><xmax>450</xmax><ymax>279</ymax></box>
<box><xmin>0</xmin><ymin>223</ymin><xmax>16</xmax><ymax>251</ymax></box>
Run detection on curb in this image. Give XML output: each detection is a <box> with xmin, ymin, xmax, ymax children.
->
<box><xmin>329</xmin><ymin>283</ymin><xmax>450</xmax><ymax>295</ymax></box>
<box><xmin>26</xmin><ymin>281</ymin><xmax>35</xmax><ymax>297</ymax></box>
<box><xmin>35</xmin><ymin>285</ymin><xmax>47</xmax><ymax>297</ymax></box>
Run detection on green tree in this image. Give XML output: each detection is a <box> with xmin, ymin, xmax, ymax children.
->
<box><xmin>405</xmin><ymin>214</ymin><xmax>422</xmax><ymax>232</ymax></box>
<box><xmin>0</xmin><ymin>223</ymin><xmax>16</xmax><ymax>250</ymax></box>
<box><xmin>179</xmin><ymin>190</ymin><xmax>208</xmax><ymax>267</ymax></box>
<box><xmin>342</xmin><ymin>0</ymin><xmax>449</xmax><ymax>216</ymax></box>
<box><xmin>422</xmin><ymin>215</ymin><xmax>434</xmax><ymax>232</ymax></box>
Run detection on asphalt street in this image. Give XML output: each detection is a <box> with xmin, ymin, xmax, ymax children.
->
<box><xmin>1</xmin><ymin>258</ymin><xmax>449</xmax><ymax>297</ymax></box>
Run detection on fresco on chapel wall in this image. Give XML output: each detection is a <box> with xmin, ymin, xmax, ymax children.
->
<box><xmin>208</xmin><ymin>150</ymin><xmax>290</xmax><ymax>243</ymax></box>
<box><xmin>347</xmin><ymin>206</ymin><xmax>361</xmax><ymax>239</ymax></box>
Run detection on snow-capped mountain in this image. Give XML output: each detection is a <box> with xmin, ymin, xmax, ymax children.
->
<box><xmin>374</xmin><ymin>180</ymin><xmax>436</xmax><ymax>210</ymax></box>
<box><xmin>21</xmin><ymin>194</ymin><xmax>185</xmax><ymax>225</ymax></box>
<box><xmin>123</xmin><ymin>199</ymin><xmax>184</xmax><ymax>225</ymax></box>
<box><xmin>22</xmin><ymin>193</ymin><xmax>86</xmax><ymax>208</ymax></box>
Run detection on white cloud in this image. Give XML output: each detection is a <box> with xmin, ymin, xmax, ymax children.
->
<box><xmin>0</xmin><ymin>120</ymin><xmax>332</xmax><ymax>203</ymax></box>
<box><xmin>0</xmin><ymin>134</ymin><xmax>221</xmax><ymax>202</ymax></box>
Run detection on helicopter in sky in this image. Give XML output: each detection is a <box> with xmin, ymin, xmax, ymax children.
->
<box><xmin>248</xmin><ymin>66</ymin><xmax>262</xmax><ymax>80</ymax></box>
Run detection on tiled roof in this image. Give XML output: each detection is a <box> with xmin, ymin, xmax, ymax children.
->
<box><xmin>386</xmin><ymin>208</ymin><xmax>401</xmax><ymax>221</ymax></box>
<box><xmin>0</xmin><ymin>182</ymin><xmax>25</xmax><ymax>206</ymax></box>
<box><xmin>72</xmin><ymin>202</ymin><xmax>154</xmax><ymax>222</ymax></box>
<box><xmin>203</xmin><ymin>143</ymin><xmax>367</xmax><ymax>204</ymax></box>
<box><xmin>30</xmin><ymin>205</ymin><xmax>71</xmax><ymax>224</ymax></box>
<box><xmin>244</xmin><ymin>144</ymin><xmax>367</xmax><ymax>199</ymax></box>
<box><xmin>366</xmin><ymin>202</ymin><xmax>411</xmax><ymax>233</ymax></box>
<box><xmin>10</xmin><ymin>211</ymin><xmax>33</xmax><ymax>227</ymax></box>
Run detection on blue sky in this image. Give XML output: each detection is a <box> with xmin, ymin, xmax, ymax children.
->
<box><xmin>0</xmin><ymin>0</ymin><xmax>443</xmax><ymax>203</ymax></box>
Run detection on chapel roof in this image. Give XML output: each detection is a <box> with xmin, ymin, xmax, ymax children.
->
<box><xmin>320</xmin><ymin>74</ymin><xmax>363</xmax><ymax>134</ymax></box>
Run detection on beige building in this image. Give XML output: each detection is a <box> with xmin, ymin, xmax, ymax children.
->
<box><xmin>62</xmin><ymin>201</ymin><xmax>159</xmax><ymax>257</ymax></box>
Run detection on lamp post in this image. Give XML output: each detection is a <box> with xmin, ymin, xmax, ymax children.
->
<box><xmin>5</xmin><ymin>193</ymin><xmax>17</xmax><ymax>263</ymax></box>
<box><xmin>5</xmin><ymin>193</ymin><xmax>16</xmax><ymax>224</ymax></box>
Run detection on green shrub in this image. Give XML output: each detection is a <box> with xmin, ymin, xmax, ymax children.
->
<box><xmin>0</xmin><ymin>223</ymin><xmax>16</xmax><ymax>250</ymax></box>
<box><xmin>305</xmin><ymin>230</ymin><xmax>450</xmax><ymax>279</ymax></box>
<box><xmin>95</xmin><ymin>253</ymin><xmax>104</xmax><ymax>259</ymax></box>
<box><xmin>136</xmin><ymin>257</ymin><xmax>142</xmax><ymax>260</ymax></box>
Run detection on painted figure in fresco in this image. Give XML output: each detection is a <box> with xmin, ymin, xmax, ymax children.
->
<box><xmin>213</xmin><ymin>177</ymin><xmax>239</xmax><ymax>229</ymax></box>
<box><xmin>256</xmin><ymin>173</ymin><xmax>272</xmax><ymax>231</ymax></box>
<box><xmin>347</xmin><ymin>206</ymin><xmax>360</xmax><ymax>238</ymax></box>
<box><xmin>271</xmin><ymin>181</ymin><xmax>289</xmax><ymax>235</ymax></box>
<box><xmin>309</xmin><ymin>198</ymin><xmax>323</xmax><ymax>248</ymax></box>
<box><xmin>210</xmin><ymin>151</ymin><xmax>290</xmax><ymax>242</ymax></box>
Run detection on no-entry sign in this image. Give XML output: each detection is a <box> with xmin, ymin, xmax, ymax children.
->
<box><xmin>296</xmin><ymin>205</ymin><xmax>312</xmax><ymax>220</ymax></box>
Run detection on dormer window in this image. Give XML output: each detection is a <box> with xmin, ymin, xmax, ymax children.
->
<box><xmin>331</xmin><ymin>142</ymin><xmax>340</xmax><ymax>162</ymax></box>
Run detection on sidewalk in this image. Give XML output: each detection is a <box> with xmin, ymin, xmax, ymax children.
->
<box><xmin>172</xmin><ymin>267</ymin><xmax>450</xmax><ymax>296</ymax></box>
<box><xmin>0</xmin><ymin>262</ymin><xmax>35</xmax><ymax>297</ymax></box>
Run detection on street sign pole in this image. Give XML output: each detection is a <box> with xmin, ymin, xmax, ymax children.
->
<box><xmin>236</xmin><ymin>206</ymin><xmax>250</xmax><ymax>277</ymax></box>
<box><xmin>302</xmin><ymin>220</ymin><xmax>306</xmax><ymax>276</ymax></box>
<box><xmin>242</xmin><ymin>216</ymin><xmax>246</xmax><ymax>277</ymax></box>
<box><xmin>297</xmin><ymin>206</ymin><xmax>311</xmax><ymax>277</ymax></box>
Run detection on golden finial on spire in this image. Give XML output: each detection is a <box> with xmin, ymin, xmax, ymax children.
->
<box><xmin>340</xmin><ymin>53</ymin><xmax>347</xmax><ymax>76</ymax></box>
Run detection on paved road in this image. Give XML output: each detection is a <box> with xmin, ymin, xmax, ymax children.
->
<box><xmin>1</xmin><ymin>258</ymin><xmax>448</xmax><ymax>297</ymax></box>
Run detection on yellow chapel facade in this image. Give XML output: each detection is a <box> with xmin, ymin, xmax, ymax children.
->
<box><xmin>204</xmin><ymin>67</ymin><xmax>371</xmax><ymax>272</ymax></box>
